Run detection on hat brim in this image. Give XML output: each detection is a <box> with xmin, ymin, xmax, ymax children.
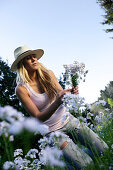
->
<box><xmin>11</xmin><ymin>49</ymin><xmax>44</xmax><ymax>71</ymax></box>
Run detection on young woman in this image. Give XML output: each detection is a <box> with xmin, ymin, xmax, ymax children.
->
<box><xmin>11</xmin><ymin>45</ymin><xmax>108</xmax><ymax>169</ymax></box>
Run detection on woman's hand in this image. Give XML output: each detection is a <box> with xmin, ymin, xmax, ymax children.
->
<box><xmin>71</xmin><ymin>86</ymin><xmax>79</xmax><ymax>94</ymax></box>
<box><xmin>56</xmin><ymin>88</ymin><xmax>72</xmax><ymax>105</ymax></box>
<box><xmin>56</xmin><ymin>86</ymin><xmax>79</xmax><ymax>106</ymax></box>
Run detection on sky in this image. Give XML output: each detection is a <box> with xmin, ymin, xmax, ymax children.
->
<box><xmin>0</xmin><ymin>0</ymin><xmax>113</xmax><ymax>104</ymax></box>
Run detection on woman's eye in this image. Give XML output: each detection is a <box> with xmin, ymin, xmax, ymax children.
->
<box><xmin>26</xmin><ymin>56</ymin><xmax>31</xmax><ymax>60</ymax></box>
<box><xmin>33</xmin><ymin>55</ymin><xmax>36</xmax><ymax>58</ymax></box>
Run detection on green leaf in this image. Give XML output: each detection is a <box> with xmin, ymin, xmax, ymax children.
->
<box><xmin>108</xmin><ymin>98</ymin><xmax>113</xmax><ymax>108</ymax></box>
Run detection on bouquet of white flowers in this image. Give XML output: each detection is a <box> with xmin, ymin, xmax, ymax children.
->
<box><xmin>62</xmin><ymin>61</ymin><xmax>89</xmax><ymax>119</ymax></box>
<box><xmin>63</xmin><ymin>61</ymin><xmax>88</xmax><ymax>88</ymax></box>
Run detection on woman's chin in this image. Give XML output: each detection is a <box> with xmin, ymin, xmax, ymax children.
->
<box><xmin>27</xmin><ymin>67</ymin><xmax>38</xmax><ymax>72</ymax></box>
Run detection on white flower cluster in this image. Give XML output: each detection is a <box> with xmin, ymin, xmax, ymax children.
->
<box><xmin>62</xmin><ymin>93</ymin><xmax>85</xmax><ymax>113</ymax></box>
<box><xmin>95</xmin><ymin>100</ymin><xmax>107</xmax><ymax>106</ymax></box>
<box><xmin>38</xmin><ymin>131</ymin><xmax>68</xmax><ymax>149</ymax></box>
<box><xmin>62</xmin><ymin>93</ymin><xmax>96</xmax><ymax>128</ymax></box>
<box><xmin>63</xmin><ymin>61</ymin><xmax>85</xmax><ymax>75</ymax></box>
<box><xmin>39</xmin><ymin>146</ymin><xmax>65</xmax><ymax>167</ymax></box>
<box><xmin>3</xmin><ymin>148</ymin><xmax>41</xmax><ymax>170</ymax></box>
<box><xmin>94</xmin><ymin>110</ymin><xmax>113</xmax><ymax>132</ymax></box>
<box><xmin>1</xmin><ymin>105</ymin><xmax>65</xmax><ymax>169</ymax></box>
<box><xmin>63</xmin><ymin>61</ymin><xmax>88</xmax><ymax>87</ymax></box>
<box><xmin>86</xmin><ymin>112</ymin><xmax>94</xmax><ymax>120</ymax></box>
<box><xmin>3</xmin><ymin>132</ymin><xmax>65</xmax><ymax>170</ymax></box>
<box><xmin>14</xmin><ymin>149</ymin><xmax>23</xmax><ymax>157</ymax></box>
<box><xmin>38</xmin><ymin>131</ymin><xmax>66</xmax><ymax>168</ymax></box>
<box><xmin>0</xmin><ymin>105</ymin><xmax>49</xmax><ymax>136</ymax></box>
<box><xmin>3</xmin><ymin>161</ymin><xmax>15</xmax><ymax>170</ymax></box>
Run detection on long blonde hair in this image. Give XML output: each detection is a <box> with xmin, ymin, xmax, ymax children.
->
<box><xmin>16</xmin><ymin>61</ymin><xmax>58</xmax><ymax>102</ymax></box>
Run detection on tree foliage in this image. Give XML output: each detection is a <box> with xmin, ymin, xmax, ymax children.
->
<box><xmin>100</xmin><ymin>81</ymin><xmax>113</xmax><ymax>100</ymax></box>
<box><xmin>58</xmin><ymin>72</ymin><xmax>66</xmax><ymax>89</ymax></box>
<box><xmin>0</xmin><ymin>57</ymin><xmax>28</xmax><ymax>116</ymax></box>
<box><xmin>99</xmin><ymin>81</ymin><xmax>113</xmax><ymax>110</ymax></box>
<box><xmin>97</xmin><ymin>0</ymin><xmax>113</xmax><ymax>35</ymax></box>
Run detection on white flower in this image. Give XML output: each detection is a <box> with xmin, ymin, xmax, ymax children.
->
<box><xmin>109</xmin><ymin>112</ymin><xmax>113</xmax><ymax>118</ymax></box>
<box><xmin>62</xmin><ymin>112</ymin><xmax>70</xmax><ymax>123</ymax></box>
<box><xmin>0</xmin><ymin>106</ymin><xmax>24</xmax><ymax>123</ymax></box>
<box><xmin>14</xmin><ymin>156</ymin><xmax>30</xmax><ymax>169</ymax></box>
<box><xmin>38</xmin><ymin>131</ymin><xmax>68</xmax><ymax>151</ymax></box>
<box><xmin>50</xmin><ymin>131</ymin><xmax>66</xmax><ymax>138</ymax></box>
<box><xmin>85</xmin><ymin>103</ymin><xmax>91</xmax><ymax>109</ymax></box>
<box><xmin>62</xmin><ymin>93</ymin><xmax>85</xmax><ymax>116</ymax></box>
<box><xmin>14</xmin><ymin>156</ymin><xmax>23</xmax><ymax>166</ymax></box>
<box><xmin>9</xmin><ymin>120</ymin><xmax>24</xmax><ymax>135</ymax></box>
<box><xmin>78</xmin><ymin>116</ymin><xmax>86</xmax><ymax>122</ymax></box>
<box><xmin>9</xmin><ymin>117</ymin><xmax>49</xmax><ymax>135</ymax></box>
<box><xmin>25</xmin><ymin>149</ymin><xmax>38</xmax><ymax>159</ymax></box>
<box><xmin>3</xmin><ymin>161</ymin><xmax>15</xmax><ymax>170</ymax></box>
<box><xmin>86</xmin><ymin>112</ymin><xmax>92</xmax><ymax>120</ymax></box>
<box><xmin>38</xmin><ymin>135</ymin><xmax>56</xmax><ymax>150</ymax></box>
<box><xmin>30</xmin><ymin>159</ymin><xmax>41</xmax><ymax>169</ymax></box>
<box><xmin>105</xmin><ymin>108</ymin><xmax>110</xmax><ymax>112</ymax></box>
<box><xmin>9</xmin><ymin>135</ymin><xmax>14</xmax><ymax>142</ymax></box>
<box><xmin>111</xmin><ymin>144</ymin><xmax>113</xmax><ymax>149</ymax></box>
<box><xmin>95</xmin><ymin>100</ymin><xmax>106</xmax><ymax>106</ymax></box>
<box><xmin>95</xmin><ymin>115</ymin><xmax>101</xmax><ymax>123</ymax></box>
<box><xmin>90</xmin><ymin>124</ymin><xmax>94</xmax><ymax>129</ymax></box>
<box><xmin>109</xmin><ymin>166</ymin><xmax>113</xmax><ymax>170</ymax></box>
<box><xmin>22</xmin><ymin>158</ymin><xmax>31</xmax><ymax>167</ymax></box>
<box><xmin>23</xmin><ymin>117</ymin><xmax>49</xmax><ymax>135</ymax></box>
<box><xmin>0</xmin><ymin>121</ymin><xmax>10</xmax><ymax>136</ymax></box>
<box><xmin>14</xmin><ymin>149</ymin><xmax>23</xmax><ymax>157</ymax></box>
<box><xmin>63</xmin><ymin>60</ymin><xmax>88</xmax><ymax>87</ymax></box>
<box><xmin>39</xmin><ymin>146</ymin><xmax>65</xmax><ymax>167</ymax></box>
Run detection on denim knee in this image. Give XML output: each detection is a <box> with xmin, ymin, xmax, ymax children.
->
<box><xmin>62</xmin><ymin>140</ymin><xmax>94</xmax><ymax>169</ymax></box>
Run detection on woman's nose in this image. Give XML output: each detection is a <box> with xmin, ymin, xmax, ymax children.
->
<box><xmin>31</xmin><ymin>56</ymin><xmax>36</xmax><ymax>61</ymax></box>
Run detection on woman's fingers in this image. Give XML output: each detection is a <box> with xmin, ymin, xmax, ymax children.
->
<box><xmin>65</xmin><ymin>88</ymin><xmax>72</xmax><ymax>92</ymax></box>
<box><xmin>57</xmin><ymin>87</ymin><xmax>79</xmax><ymax>105</ymax></box>
<box><xmin>71</xmin><ymin>86</ymin><xmax>79</xmax><ymax>94</ymax></box>
<box><xmin>58</xmin><ymin>88</ymin><xmax>71</xmax><ymax>97</ymax></box>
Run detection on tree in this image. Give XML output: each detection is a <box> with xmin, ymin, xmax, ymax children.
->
<box><xmin>97</xmin><ymin>0</ymin><xmax>113</xmax><ymax>35</ymax></box>
<box><xmin>58</xmin><ymin>72</ymin><xmax>66</xmax><ymax>89</ymax></box>
<box><xmin>99</xmin><ymin>81</ymin><xmax>113</xmax><ymax>110</ymax></box>
<box><xmin>100</xmin><ymin>81</ymin><xmax>113</xmax><ymax>100</ymax></box>
<box><xmin>0</xmin><ymin>57</ymin><xmax>28</xmax><ymax>116</ymax></box>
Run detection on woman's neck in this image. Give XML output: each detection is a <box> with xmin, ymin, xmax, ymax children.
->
<box><xmin>28</xmin><ymin>70</ymin><xmax>38</xmax><ymax>83</ymax></box>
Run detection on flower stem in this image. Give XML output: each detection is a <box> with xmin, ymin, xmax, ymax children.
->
<box><xmin>2</xmin><ymin>135</ymin><xmax>11</xmax><ymax>161</ymax></box>
<box><xmin>71</xmin><ymin>74</ymin><xmax>78</xmax><ymax>87</ymax></box>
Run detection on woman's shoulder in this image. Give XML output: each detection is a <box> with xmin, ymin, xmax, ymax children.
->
<box><xmin>48</xmin><ymin>70</ymin><xmax>56</xmax><ymax>78</ymax></box>
<box><xmin>48</xmin><ymin>69</ymin><xmax>53</xmax><ymax>74</ymax></box>
<box><xmin>16</xmin><ymin>84</ymin><xmax>29</xmax><ymax>96</ymax></box>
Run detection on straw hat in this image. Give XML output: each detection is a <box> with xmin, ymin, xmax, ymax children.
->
<box><xmin>11</xmin><ymin>45</ymin><xmax>44</xmax><ymax>71</ymax></box>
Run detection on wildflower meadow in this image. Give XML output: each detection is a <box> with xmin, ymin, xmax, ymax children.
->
<box><xmin>0</xmin><ymin>60</ymin><xmax>113</xmax><ymax>170</ymax></box>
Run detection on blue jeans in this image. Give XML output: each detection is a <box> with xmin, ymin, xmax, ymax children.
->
<box><xmin>55</xmin><ymin>114</ymin><xmax>108</xmax><ymax>169</ymax></box>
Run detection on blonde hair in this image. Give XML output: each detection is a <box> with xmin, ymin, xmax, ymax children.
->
<box><xmin>16</xmin><ymin>61</ymin><xmax>58</xmax><ymax>102</ymax></box>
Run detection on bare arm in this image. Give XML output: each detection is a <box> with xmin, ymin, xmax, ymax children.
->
<box><xmin>16</xmin><ymin>70</ymin><xmax>71</xmax><ymax>122</ymax></box>
<box><xmin>16</xmin><ymin>85</ymin><xmax>71</xmax><ymax>122</ymax></box>
<box><xmin>48</xmin><ymin>70</ymin><xmax>63</xmax><ymax>92</ymax></box>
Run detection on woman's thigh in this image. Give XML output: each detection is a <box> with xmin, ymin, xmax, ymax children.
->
<box><xmin>77</xmin><ymin>122</ymin><xmax>108</xmax><ymax>155</ymax></box>
<box><xmin>60</xmin><ymin>114</ymin><xmax>108</xmax><ymax>155</ymax></box>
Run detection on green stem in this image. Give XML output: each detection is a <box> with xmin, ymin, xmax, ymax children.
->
<box><xmin>71</xmin><ymin>74</ymin><xmax>78</xmax><ymax>88</ymax></box>
<box><xmin>9</xmin><ymin>141</ymin><xmax>14</xmax><ymax>161</ymax></box>
<box><xmin>2</xmin><ymin>135</ymin><xmax>11</xmax><ymax>161</ymax></box>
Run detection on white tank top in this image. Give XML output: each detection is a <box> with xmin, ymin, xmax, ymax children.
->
<box><xmin>17</xmin><ymin>83</ymin><xmax>70</xmax><ymax>133</ymax></box>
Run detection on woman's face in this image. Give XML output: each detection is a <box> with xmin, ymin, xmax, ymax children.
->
<box><xmin>23</xmin><ymin>54</ymin><xmax>39</xmax><ymax>71</ymax></box>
